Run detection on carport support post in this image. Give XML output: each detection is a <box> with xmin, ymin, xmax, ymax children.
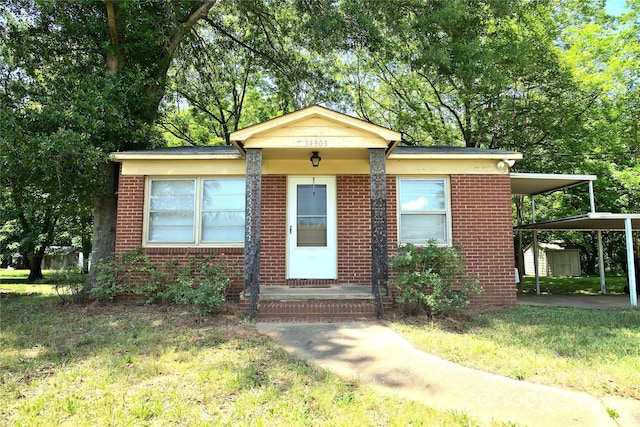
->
<box><xmin>531</xmin><ymin>196</ymin><xmax>541</xmax><ymax>295</ymax></box>
<box><xmin>598</xmin><ymin>231</ymin><xmax>606</xmax><ymax>294</ymax></box>
<box><xmin>624</xmin><ymin>218</ymin><xmax>638</xmax><ymax>307</ymax></box>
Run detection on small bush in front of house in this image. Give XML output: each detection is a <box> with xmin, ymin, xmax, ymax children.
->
<box><xmin>92</xmin><ymin>249</ymin><xmax>233</xmax><ymax>315</ymax></box>
<box><xmin>45</xmin><ymin>267</ymin><xmax>86</xmax><ymax>303</ymax></box>
<box><xmin>162</xmin><ymin>255</ymin><xmax>232</xmax><ymax>315</ymax></box>
<box><xmin>92</xmin><ymin>249</ymin><xmax>168</xmax><ymax>303</ymax></box>
<box><xmin>390</xmin><ymin>241</ymin><xmax>482</xmax><ymax>316</ymax></box>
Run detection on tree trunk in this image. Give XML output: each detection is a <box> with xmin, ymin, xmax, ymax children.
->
<box><xmin>27</xmin><ymin>245</ymin><xmax>47</xmax><ymax>282</ymax></box>
<box><xmin>28</xmin><ymin>255</ymin><xmax>44</xmax><ymax>282</ymax></box>
<box><xmin>82</xmin><ymin>161</ymin><xmax>119</xmax><ymax>298</ymax></box>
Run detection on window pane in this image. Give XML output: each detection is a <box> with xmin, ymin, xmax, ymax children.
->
<box><xmin>297</xmin><ymin>184</ymin><xmax>327</xmax><ymax>247</ymax></box>
<box><xmin>149</xmin><ymin>212</ymin><xmax>194</xmax><ymax>242</ymax></box>
<box><xmin>297</xmin><ymin>185</ymin><xmax>327</xmax><ymax>216</ymax></box>
<box><xmin>400</xmin><ymin>180</ymin><xmax>445</xmax><ymax>212</ymax></box>
<box><xmin>148</xmin><ymin>180</ymin><xmax>195</xmax><ymax>243</ymax></box>
<box><xmin>297</xmin><ymin>217</ymin><xmax>327</xmax><ymax>247</ymax></box>
<box><xmin>201</xmin><ymin>179</ymin><xmax>246</xmax><ymax>244</ymax></box>
<box><xmin>400</xmin><ymin>214</ymin><xmax>446</xmax><ymax>243</ymax></box>
<box><xmin>202</xmin><ymin>226</ymin><xmax>245</xmax><ymax>243</ymax></box>
<box><xmin>201</xmin><ymin>211</ymin><xmax>245</xmax><ymax>243</ymax></box>
<box><xmin>202</xmin><ymin>179</ymin><xmax>246</xmax><ymax>210</ymax></box>
<box><xmin>150</xmin><ymin>180</ymin><xmax>195</xmax><ymax>210</ymax></box>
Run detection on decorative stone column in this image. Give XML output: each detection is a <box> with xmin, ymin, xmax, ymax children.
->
<box><xmin>243</xmin><ymin>148</ymin><xmax>262</xmax><ymax>319</ymax></box>
<box><xmin>370</xmin><ymin>148</ymin><xmax>388</xmax><ymax>318</ymax></box>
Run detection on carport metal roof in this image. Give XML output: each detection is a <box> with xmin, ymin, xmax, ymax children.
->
<box><xmin>511</xmin><ymin>173</ymin><xmax>638</xmax><ymax>307</ymax></box>
<box><xmin>511</xmin><ymin>172</ymin><xmax>597</xmax><ymax>196</ymax></box>
<box><xmin>516</xmin><ymin>212</ymin><xmax>640</xmax><ymax>231</ymax></box>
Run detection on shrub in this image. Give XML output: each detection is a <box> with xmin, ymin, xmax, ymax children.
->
<box><xmin>45</xmin><ymin>268</ymin><xmax>86</xmax><ymax>303</ymax></box>
<box><xmin>162</xmin><ymin>255</ymin><xmax>231</xmax><ymax>316</ymax></box>
<box><xmin>91</xmin><ymin>249</ymin><xmax>167</xmax><ymax>303</ymax></box>
<box><xmin>389</xmin><ymin>242</ymin><xmax>482</xmax><ymax>316</ymax></box>
<box><xmin>92</xmin><ymin>249</ymin><xmax>233</xmax><ymax>316</ymax></box>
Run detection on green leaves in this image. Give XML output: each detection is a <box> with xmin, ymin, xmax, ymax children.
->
<box><xmin>390</xmin><ymin>242</ymin><xmax>482</xmax><ymax>316</ymax></box>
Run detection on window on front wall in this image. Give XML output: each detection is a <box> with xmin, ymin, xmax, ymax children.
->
<box><xmin>148</xmin><ymin>179</ymin><xmax>196</xmax><ymax>243</ymax></box>
<box><xmin>398</xmin><ymin>178</ymin><xmax>449</xmax><ymax>245</ymax></box>
<box><xmin>147</xmin><ymin>178</ymin><xmax>245</xmax><ymax>246</ymax></box>
<box><xmin>201</xmin><ymin>179</ymin><xmax>245</xmax><ymax>244</ymax></box>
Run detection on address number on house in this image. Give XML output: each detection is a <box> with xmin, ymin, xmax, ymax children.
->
<box><xmin>296</xmin><ymin>139</ymin><xmax>328</xmax><ymax>148</ymax></box>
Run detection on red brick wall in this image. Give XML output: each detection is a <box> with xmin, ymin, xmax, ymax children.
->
<box><xmin>114</xmin><ymin>170</ymin><xmax>245</xmax><ymax>299</ymax></box>
<box><xmin>337</xmin><ymin>175</ymin><xmax>372</xmax><ymax>284</ymax></box>
<box><xmin>115</xmin><ymin>174</ymin><xmax>145</xmax><ymax>253</ymax></box>
<box><xmin>114</xmin><ymin>168</ymin><xmax>515</xmax><ymax>306</ymax></box>
<box><xmin>260</xmin><ymin>175</ymin><xmax>287</xmax><ymax>284</ymax></box>
<box><xmin>450</xmin><ymin>174</ymin><xmax>516</xmax><ymax>307</ymax></box>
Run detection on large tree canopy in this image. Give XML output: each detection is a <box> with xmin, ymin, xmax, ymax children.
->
<box><xmin>1</xmin><ymin>0</ymin><xmax>637</xmax><ymax>283</ymax></box>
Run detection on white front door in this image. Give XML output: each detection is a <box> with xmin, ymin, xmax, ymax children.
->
<box><xmin>287</xmin><ymin>176</ymin><xmax>337</xmax><ymax>279</ymax></box>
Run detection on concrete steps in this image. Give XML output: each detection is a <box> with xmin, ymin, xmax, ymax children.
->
<box><xmin>239</xmin><ymin>285</ymin><xmax>392</xmax><ymax>322</ymax></box>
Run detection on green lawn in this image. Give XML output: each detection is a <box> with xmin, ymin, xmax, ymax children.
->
<box><xmin>1</xmin><ymin>292</ymin><xmax>485</xmax><ymax>426</ymax></box>
<box><xmin>391</xmin><ymin>305</ymin><xmax>640</xmax><ymax>400</ymax></box>
<box><xmin>519</xmin><ymin>275</ymin><xmax>628</xmax><ymax>294</ymax></box>
<box><xmin>2</xmin><ymin>270</ymin><xmax>639</xmax><ymax>425</ymax></box>
<box><xmin>0</xmin><ymin>269</ymin><xmax>58</xmax><ymax>295</ymax></box>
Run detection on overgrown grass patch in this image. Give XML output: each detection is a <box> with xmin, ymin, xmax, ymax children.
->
<box><xmin>1</xmin><ymin>294</ymin><xmax>498</xmax><ymax>426</ymax></box>
<box><xmin>390</xmin><ymin>305</ymin><xmax>640</xmax><ymax>399</ymax></box>
<box><xmin>519</xmin><ymin>275</ymin><xmax>627</xmax><ymax>294</ymax></box>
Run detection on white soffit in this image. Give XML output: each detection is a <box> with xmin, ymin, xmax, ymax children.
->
<box><xmin>511</xmin><ymin>173</ymin><xmax>597</xmax><ymax>196</ymax></box>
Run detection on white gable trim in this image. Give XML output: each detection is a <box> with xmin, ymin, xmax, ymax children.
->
<box><xmin>230</xmin><ymin>105</ymin><xmax>401</xmax><ymax>154</ymax></box>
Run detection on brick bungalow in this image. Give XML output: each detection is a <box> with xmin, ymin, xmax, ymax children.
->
<box><xmin>112</xmin><ymin>105</ymin><xmax>521</xmax><ymax>319</ymax></box>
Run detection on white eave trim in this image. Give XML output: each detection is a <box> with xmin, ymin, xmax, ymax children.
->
<box><xmin>110</xmin><ymin>153</ymin><xmax>243</xmax><ymax>161</ymax></box>
<box><xmin>388</xmin><ymin>152</ymin><xmax>523</xmax><ymax>160</ymax></box>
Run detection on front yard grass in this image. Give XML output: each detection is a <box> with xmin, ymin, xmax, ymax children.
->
<box><xmin>519</xmin><ymin>275</ymin><xmax>628</xmax><ymax>294</ymax></box>
<box><xmin>1</xmin><ymin>291</ymin><xmax>480</xmax><ymax>426</ymax></box>
<box><xmin>390</xmin><ymin>305</ymin><xmax>640</xmax><ymax>400</ymax></box>
<box><xmin>2</xmin><ymin>269</ymin><xmax>639</xmax><ymax>425</ymax></box>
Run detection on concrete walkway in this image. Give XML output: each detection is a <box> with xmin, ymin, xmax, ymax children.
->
<box><xmin>256</xmin><ymin>322</ymin><xmax>640</xmax><ymax>427</ymax></box>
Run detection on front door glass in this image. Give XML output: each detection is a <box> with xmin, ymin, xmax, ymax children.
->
<box><xmin>296</xmin><ymin>184</ymin><xmax>327</xmax><ymax>247</ymax></box>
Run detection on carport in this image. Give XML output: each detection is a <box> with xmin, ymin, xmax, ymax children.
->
<box><xmin>511</xmin><ymin>173</ymin><xmax>639</xmax><ymax>307</ymax></box>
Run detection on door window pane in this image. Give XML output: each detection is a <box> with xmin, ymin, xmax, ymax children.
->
<box><xmin>297</xmin><ymin>185</ymin><xmax>327</xmax><ymax>247</ymax></box>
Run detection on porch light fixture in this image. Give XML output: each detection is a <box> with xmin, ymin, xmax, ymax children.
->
<box><xmin>310</xmin><ymin>151</ymin><xmax>322</xmax><ymax>167</ymax></box>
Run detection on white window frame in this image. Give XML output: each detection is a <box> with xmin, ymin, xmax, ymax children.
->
<box><xmin>144</xmin><ymin>177</ymin><xmax>245</xmax><ymax>248</ymax></box>
<box><xmin>397</xmin><ymin>177</ymin><xmax>452</xmax><ymax>246</ymax></box>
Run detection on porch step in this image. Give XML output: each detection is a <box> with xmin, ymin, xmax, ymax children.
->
<box><xmin>239</xmin><ymin>285</ymin><xmax>392</xmax><ymax>322</ymax></box>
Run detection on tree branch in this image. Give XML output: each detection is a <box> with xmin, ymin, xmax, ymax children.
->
<box><xmin>103</xmin><ymin>1</ymin><xmax>124</xmax><ymax>73</ymax></box>
<box><xmin>156</xmin><ymin>0</ymin><xmax>218</xmax><ymax>81</ymax></box>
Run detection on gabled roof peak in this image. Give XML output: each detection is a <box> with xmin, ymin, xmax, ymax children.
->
<box><xmin>229</xmin><ymin>105</ymin><xmax>402</xmax><ymax>154</ymax></box>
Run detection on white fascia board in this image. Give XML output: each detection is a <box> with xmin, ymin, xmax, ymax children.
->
<box><xmin>389</xmin><ymin>152</ymin><xmax>523</xmax><ymax>160</ymax></box>
<box><xmin>110</xmin><ymin>153</ymin><xmax>243</xmax><ymax>162</ymax></box>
